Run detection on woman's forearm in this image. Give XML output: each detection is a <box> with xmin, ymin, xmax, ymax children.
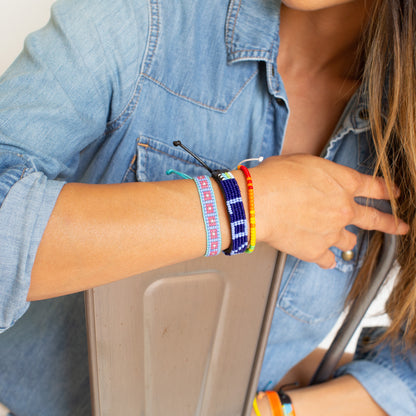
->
<box><xmin>253</xmin><ymin>376</ymin><xmax>387</xmax><ymax>416</ymax></box>
<box><xmin>290</xmin><ymin>375</ymin><xmax>387</xmax><ymax>416</ymax></box>
<box><xmin>29</xmin><ymin>178</ymin><xmax>234</xmax><ymax>300</ymax></box>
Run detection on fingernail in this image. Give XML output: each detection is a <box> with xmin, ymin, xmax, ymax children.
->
<box><xmin>330</xmin><ymin>261</ymin><xmax>337</xmax><ymax>269</ymax></box>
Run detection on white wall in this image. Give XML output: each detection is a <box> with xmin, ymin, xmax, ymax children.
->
<box><xmin>0</xmin><ymin>0</ymin><xmax>56</xmax><ymax>75</ymax></box>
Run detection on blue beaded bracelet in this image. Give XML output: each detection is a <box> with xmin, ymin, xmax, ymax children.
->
<box><xmin>172</xmin><ymin>141</ymin><xmax>248</xmax><ymax>256</ymax></box>
<box><xmin>212</xmin><ymin>170</ymin><xmax>248</xmax><ymax>255</ymax></box>
<box><xmin>193</xmin><ymin>175</ymin><xmax>221</xmax><ymax>256</ymax></box>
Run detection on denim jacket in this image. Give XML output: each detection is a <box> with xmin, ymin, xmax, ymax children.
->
<box><xmin>0</xmin><ymin>0</ymin><xmax>415</xmax><ymax>414</ymax></box>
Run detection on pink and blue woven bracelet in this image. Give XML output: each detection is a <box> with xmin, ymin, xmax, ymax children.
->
<box><xmin>173</xmin><ymin>141</ymin><xmax>249</xmax><ymax>256</ymax></box>
<box><xmin>193</xmin><ymin>175</ymin><xmax>222</xmax><ymax>257</ymax></box>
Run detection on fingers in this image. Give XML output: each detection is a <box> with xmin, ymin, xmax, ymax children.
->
<box><xmin>353</xmin><ymin>174</ymin><xmax>399</xmax><ymax>200</ymax></box>
<box><xmin>256</xmin><ymin>156</ymin><xmax>408</xmax><ymax>269</ymax></box>
<box><xmin>352</xmin><ymin>204</ymin><xmax>409</xmax><ymax>234</ymax></box>
<box><xmin>333</xmin><ymin>229</ymin><xmax>357</xmax><ymax>253</ymax></box>
<box><xmin>314</xmin><ymin>230</ymin><xmax>356</xmax><ymax>269</ymax></box>
<box><xmin>316</xmin><ymin>250</ymin><xmax>336</xmax><ymax>269</ymax></box>
<box><xmin>323</xmin><ymin>158</ymin><xmax>399</xmax><ymax>200</ymax></box>
<box><xmin>327</xmin><ymin>165</ymin><xmax>407</xmax><ymax>235</ymax></box>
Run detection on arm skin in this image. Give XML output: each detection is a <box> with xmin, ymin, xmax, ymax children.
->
<box><xmin>289</xmin><ymin>376</ymin><xmax>388</xmax><ymax>416</ymax></box>
<box><xmin>251</xmin><ymin>348</ymin><xmax>387</xmax><ymax>415</ymax></box>
<box><xmin>253</xmin><ymin>375</ymin><xmax>387</xmax><ymax>416</ymax></box>
<box><xmin>29</xmin><ymin>177</ymin><xmax>230</xmax><ymax>300</ymax></box>
<box><xmin>29</xmin><ymin>153</ymin><xmax>408</xmax><ymax>300</ymax></box>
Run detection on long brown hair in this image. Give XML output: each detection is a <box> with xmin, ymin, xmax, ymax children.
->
<box><xmin>348</xmin><ymin>0</ymin><xmax>416</xmax><ymax>348</ymax></box>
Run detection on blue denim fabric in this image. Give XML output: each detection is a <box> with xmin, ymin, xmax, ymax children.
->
<box><xmin>0</xmin><ymin>0</ymin><xmax>415</xmax><ymax>414</ymax></box>
<box><xmin>335</xmin><ymin>327</ymin><xmax>416</xmax><ymax>415</ymax></box>
<box><xmin>0</xmin><ymin>293</ymin><xmax>90</xmax><ymax>416</ymax></box>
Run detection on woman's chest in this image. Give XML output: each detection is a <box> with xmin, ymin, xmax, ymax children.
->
<box><xmin>280</xmin><ymin>75</ymin><xmax>360</xmax><ymax>156</ymax></box>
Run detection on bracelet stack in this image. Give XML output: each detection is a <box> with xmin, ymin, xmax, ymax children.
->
<box><xmin>252</xmin><ymin>390</ymin><xmax>296</xmax><ymax>416</ymax></box>
<box><xmin>173</xmin><ymin>141</ymin><xmax>257</xmax><ymax>256</ymax></box>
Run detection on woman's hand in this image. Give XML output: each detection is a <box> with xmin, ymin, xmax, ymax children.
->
<box><xmin>250</xmin><ymin>154</ymin><xmax>408</xmax><ymax>269</ymax></box>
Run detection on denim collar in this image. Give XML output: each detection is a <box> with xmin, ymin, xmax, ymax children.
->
<box><xmin>224</xmin><ymin>0</ymin><xmax>375</xmax><ymax>126</ymax></box>
<box><xmin>225</xmin><ymin>0</ymin><xmax>284</xmax><ymax>97</ymax></box>
<box><xmin>225</xmin><ymin>0</ymin><xmax>281</xmax><ymax>65</ymax></box>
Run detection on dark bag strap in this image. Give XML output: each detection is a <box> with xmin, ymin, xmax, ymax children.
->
<box><xmin>310</xmin><ymin>233</ymin><xmax>397</xmax><ymax>384</ymax></box>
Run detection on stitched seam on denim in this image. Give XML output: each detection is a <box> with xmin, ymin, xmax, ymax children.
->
<box><xmin>142</xmin><ymin>0</ymin><xmax>160</xmax><ymax>75</ymax></box>
<box><xmin>277</xmin><ymin>259</ymin><xmax>343</xmax><ymax>324</ymax></box>
<box><xmin>142</xmin><ymin>71</ymin><xmax>258</xmax><ymax>112</ymax></box>
<box><xmin>279</xmin><ymin>303</ymin><xmax>340</xmax><ymax>325</ymax></box>
<box><xmin>0</xmin><ymin>149</ymin><xmax>34</xmax><ymax>173</ymax></box>
<box><xmin>3</xmin><ymin>145</ymin><xmax>68</xmax><ymax>178</ymax></box>
<box><xmin>228</xmin><ymin>49</ymin><xmax>272</xmax><ymax>59</ymax></box>
<box><xmin>19</xmin><ymin>168</ymin><xmax>28</xmax><ymax>180</ymax></box>
<box><xmin>225</xmin><ymin>1</ymin><xmax>279</xmax><ymax>64</ymax></box>
<box><xmin>105</xmin><ymin>80</ymin><xmax>144</xmax><ymax>134</ymax></box>
<box><xmin>121</xmin><ymin>154</ymin><xmax>137</xmax><ymax>183</ymax></box>
<box><xmin>105</xmin><ymin>0</ymin><xmax>159</xmax><ymax>133</ymax></box>
<box><xmin>261</xmin><ymin>95</ymin><xmax>274</xmax><ymax>156</ymax></box>
<box><xmin>277</xmin><ymin>258</ymin><xmax>300</xmax><ymax>305</ymax></box>
<box><xmin>266</xmin><ymin>35</ymin><xmax>279</xmax><ymax>93</ymax></box>
<box><xmin>225</xmin><ymin>0</ymin><xmax>242</xmax><ymax>53</ymax></box>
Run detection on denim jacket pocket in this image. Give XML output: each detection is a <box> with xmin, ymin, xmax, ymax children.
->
<box><xmin>277</xmin><ymin>250</ymin><xmax>359</xmax><ymax>325</ymax></box>
<box><xmin>125</xmin><ymin>135</ymin><xmax>230</xmax><ymax>183</ymax></box>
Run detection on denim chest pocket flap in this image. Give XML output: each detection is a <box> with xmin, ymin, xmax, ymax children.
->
<box><xmin>143</xmin><ymin>1</ymin><xmax>260</xmax><ymax>113</ymax></box>
<box><xmin>124</xmin><ymin>136</ymin><xmax>231</xmax><ymax>184</ymax></box>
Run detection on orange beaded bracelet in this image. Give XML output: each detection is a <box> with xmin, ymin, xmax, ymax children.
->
<box><xmin>265</xmin><ymin>390</ymin><xmax>296</xmax><ymax>416</ymax></box>
<box><xmin>266</xmin><ymin>391</ymin><xmax>282</xmax><ymax>416</ymax></box>
<box><xmin>237</xmin><ymin>164</ymin><xmax>256</xmax><ymax>253</ymax></box>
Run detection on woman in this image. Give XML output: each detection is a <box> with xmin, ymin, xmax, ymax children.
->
<box><xmin>0</xmin><ymin>0</ymin><xmax>413</xmax><ymax>414</ymax></box>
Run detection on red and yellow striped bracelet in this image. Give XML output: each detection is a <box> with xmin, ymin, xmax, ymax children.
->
<box><xmin>237</xmin><ymin>164</ymin><xmax>256</xmax><ymax>253</ymax></box>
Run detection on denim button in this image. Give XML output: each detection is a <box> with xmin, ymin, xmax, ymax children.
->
<box><xmin>342</xmin><ymin>250</ymin><xmax>354</xmax><ymax>261</ymax></box>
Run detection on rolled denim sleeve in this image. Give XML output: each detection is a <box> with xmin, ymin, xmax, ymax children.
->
<box><xmin>335</xmin><ymin>327</ymin><xmax>416</xmax><ymax>415</ymax></box>
<box><xmin>0</xmin><ymin>153</ymin><xmax>64</xmax><ymax>332</ymax></box>
<box><xmin>0</xmin><ymin>0</ymin><xmax>145</xmax><ymax>330</ymax></box>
